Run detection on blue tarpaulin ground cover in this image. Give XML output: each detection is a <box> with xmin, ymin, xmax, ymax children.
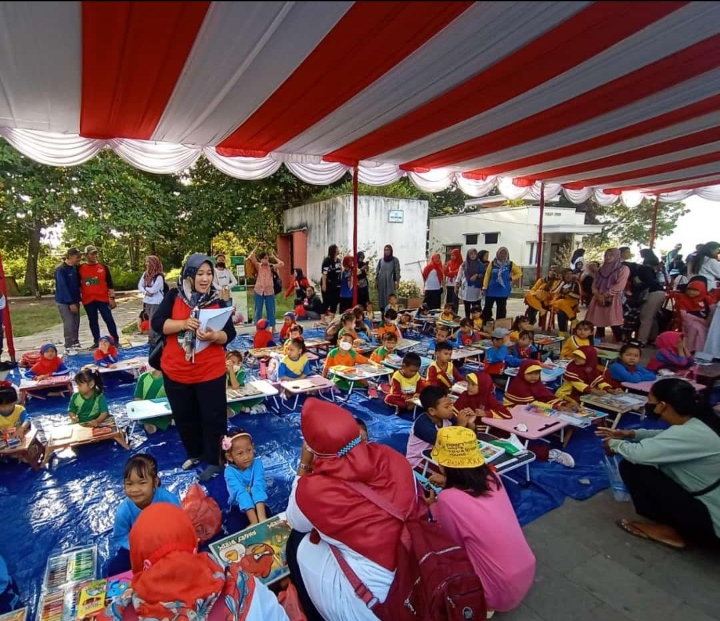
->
<box><xmin>0</xmin><ymin>329</ymin><xmax>640</xmax><ymax>618</ymax></box>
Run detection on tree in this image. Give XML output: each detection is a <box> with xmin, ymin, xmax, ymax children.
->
<box><xmin>0</xmin><ymin>142</ymin><xmax>73</xmax><ymax>297</ymax></box>
<box><xmin>590</xmin><ymin>197</ymin><xmax>688</xmax><ymax>247</ymax></box>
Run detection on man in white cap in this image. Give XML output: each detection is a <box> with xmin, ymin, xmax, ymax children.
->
<box><xmin>78</xmin><ymin>245</ymin><xmax>119</xmax><ymax>349</ymax></box>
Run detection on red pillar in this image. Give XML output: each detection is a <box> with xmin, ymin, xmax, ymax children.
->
<box><xmin>352</xmin><ymin>165</ymin><xmax>359</xmax><ymax>306</ymax></box>
<box><xmin>648</xmin><ymin>194</ymin><xmax>660</xmax><ymax>249</ymax></box>
<box><xmin>535</xmin><ymin>182</ymin><xmax>545</xmax><ymax>280</ymax></box>
<box><xmin>0</xmin><ymin>252</ymin><xmax>16</xmax><ymax>362</ymax></box>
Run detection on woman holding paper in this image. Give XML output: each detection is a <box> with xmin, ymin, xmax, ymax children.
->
<box><xmin>152</xmin><ymin>254</ymin><xmax>236</xmax><ymax>482</ymax></box>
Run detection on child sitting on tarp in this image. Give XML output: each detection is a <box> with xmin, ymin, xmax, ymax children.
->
<box><xmin>560</xmin><ymin>320</ymin><xmax>594</xmax><ymax>359</ymax></box>
<box><xmin>226</xmin><ymin>350</ymin><xmax>265</xmax><ymax>415</ymax></box>
<box><xmin>504</xmin><ymin>360</ymin><xmax>571</xmax><ymax>411</ymax></box>
<box><xmin>25</xmin><ymin>343</ymin><xmax>68</xmax><ymax>379</ymax></box>
<box><xmin>385</xmin><ymin>352</ymin><xmax>426</xmax><ymax>412</ymax></box>
<box><xmin>353</xmin><ymin>304</ymin><xmax>373</xmax><ymax>337</ymax></box>
<box><xmin>426</xmin><ymin>342</ymin><xmax>464</xmax><ymax>390</ymax></box>
<box><xmin>69</xmin><ymin>369</ymin><xmax>109</xmax><ymax>427</ymax></box>
<box><xmin>454</xmin><ymin>372</ymin><xmax>510</xmax><ymax>420</ymax></box>
<box><xmin>0</xmin><ymin>383</ymin><xmax>30</xmax><ymax>442</ymax></box>
<box><xmin>377</xmin><ymin>308</ymin><xmax>402</xmax><ymax>341</ymax></box>
<box><xmin>370</xmin><ymin>331</ymin><xmax>398</xmax><ymax>363</ymax></box>
<box><xmin>0</xmin><ymin>554</ymin><xmax>22</xmax><ymax>614</ymax></box>
<box><xmin>283</xmin><ymin>323</ymin><xmax>304</xmax><ymax>353</ymax></box>
<box><xmin>556</xmin><ymin>347</ymin><xmax>619</xmax><ymax>405</ymax></box>
<box><xmin>429</xmin><ymin>324</ymin><xmax>455</xmax><ymax>352</ymax></box>
<box><xmin>252</xmin><ymin>318</ymin><xmax>276</xmax><ymax>349</ymax></box>
<box><xmin>94</xmin><ymin>335</ymin><xmax>119</xmax><ymax>368</ymax></box>
<box><xmin>338</xmin><ymin>311</ymin><xmax>372</xmax><ymax>347</ymax></box>
<box><xmin>279</xmin><ymin>311</ymin><xmax>297</xmax><ymax>341</ymax></box>
<box><xmin>405</xmin><ymin>385</ymin><xmax>476</xmax><ymax>468</ymax></box>
<box><xmin>223</xmin><ymin>430</ymin><xmax>268</xmax><ymax>526</ymax></box>
<box><xmin>429</xmin><ymin>427</ymin><xmax>536</xmax><ymax>616</ymax></box>
<box><xmin>278</xmin><ymin>338</ymin><xmax>312</xmax><ymax>381</ymax></box>
<box><xmin>133</xmin><ymin>368</ymin><xmax>172</xmax><ymax>434</ymax></box>
<box><xmin>509</xmin><ymin>315</ymin><xmax>534</xmax><ymax>342</ymax></box>
<box><xmin>439</xmin><ymin>302</ymin><xmax>459</xmax><ymax>323</ymax></box>
<box><xmin>484</xmin><ymin>328</ymin><xmax>512</xmax><ymax>387</ymax></box>
<box><xmin>470</xmin><ymin>305</ymin><xmax>484</xmax><ymax>332</ymax></box>
<box><xmin>647</xmin><ymin>332</ymin><xmax>695</xmax><ymax>373</ymax></box>
<box><xmin>507</xmin><ymin>330</ymin><xmax>538</xmax><ymax>367</ymax></box>
<box><xmin>108</xmin><ymin>453</ymin><xmax>181</xmax><ymax>576</ymax></box>
<box><xmin>322</xmin><ymin>333</ymin><xmax>372</xmax><ymax>389</ymax></box>
<box><xmin>607</xmin><ymin>342</ymin><xmax>656</xmax><ymax>387</ymax></box>
<box><xmin>456</xmin><ymin>318</ymin><xmax>481</xmax><ymax>346</ymax></box>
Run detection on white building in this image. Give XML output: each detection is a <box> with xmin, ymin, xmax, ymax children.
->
<box><xmin>429</xmin><ymin>199</ymin><xmax>602</xmax><ymax>282</ymax></box>
<box><xmin>282</xmin><ymin>195</ymin><xmax>429</xmax><ymax>289</ymax></box>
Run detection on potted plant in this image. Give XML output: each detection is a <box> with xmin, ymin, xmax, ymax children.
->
<box><xmin>397</xmin><ymin>280</ymin><xmax>423</xmax><ymax>310</ymax></box>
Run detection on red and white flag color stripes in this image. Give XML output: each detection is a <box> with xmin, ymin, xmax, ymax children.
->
<box><xmin>0</xmin><ymin>1</ymin><xmax>719</xmax><ymax>204</ymax></box>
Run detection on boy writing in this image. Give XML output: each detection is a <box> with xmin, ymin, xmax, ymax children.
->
<box><xmin>384</xmin><ymin>352</ymin><xmax>426</xmax><ymax>412</ymax></box>
<box><xmin>427</xmin><ymin>342</ymin><xmax>464</xmax><ymax>390</ymax></box>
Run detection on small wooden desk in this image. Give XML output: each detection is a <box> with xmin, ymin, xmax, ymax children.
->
<box><xmin>328</xmin><ymin>364</ymin><xmax>392</xmax><ymax>399</ymax></box>
<box><xmin>18</xmin><ymin>375</ymin><xmax>74</xmax><ymax>404</ymax></box>
<box><xmin>580</xmin><ymin>392</ymin><xmax>646</xmax><ymax>428</ymax></box>
<box><xmin>0</xmin><ymin>427</ymin><xmax>46</xmax><ymax>470</ymax></box>
<box><xmin>279</xmin><ymin>376</ymin><xmax>337</xmax><ymax>410</ymax></box>
<box><xmin>93</xmin><ymin>356</ymin><xmax>148</xmax><ymax>378</ymax></box>
<box><xmin>43</xmin><ymin>418</ymin><xmax>129</xmax><ymax>466</ymax></box>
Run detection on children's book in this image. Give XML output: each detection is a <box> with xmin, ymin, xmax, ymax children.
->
<box><xmin>226</xmin><ymin>384</ymin><xmax>263</xmax><ymax>399</ymax></box>
<box><xmin>209</xmin><ymin>514</ymin><xmax>292</xmax><ymax>585</ymax></box>
<box><xmin>478</xmin><ymin>440</ymin><xmax>505</xmax><ymax>463</ymax></box>
<box><xmin>76</xmin><ymin>579</ymin><xmax>107</xmax><ymax>619</ymax></box>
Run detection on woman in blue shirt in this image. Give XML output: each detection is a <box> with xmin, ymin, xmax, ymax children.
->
<box><xmin>339</xmin><ymin>255</ymin><xmax>356</xmax><ymax>313</ymax></box>
<box><xmin>482</xmin><ymin>247</ymin><xmax>523</xmax><ymax>322</ymax></box>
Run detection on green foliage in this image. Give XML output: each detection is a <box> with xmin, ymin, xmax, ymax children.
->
<box><xmin>592</xmin><ymin>198</ymin><xmax>688</xmax><ymax>246</ymax></box>
<box><xmin>111</xmin><ymin>270</ymin><xmax>145</xmax><ymax>292</ymax></box>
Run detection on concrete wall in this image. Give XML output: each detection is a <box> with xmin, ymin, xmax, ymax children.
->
<box><xmin>284</xmin><ymin>195</ymin><xmax>429</xmax><ymax>289</ymax></box>
<box><xmin>429</xmin><ymin>206</ymin><xmax>588</xmax><ymax>267</ymax></box>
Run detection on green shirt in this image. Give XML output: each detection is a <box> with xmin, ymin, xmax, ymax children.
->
<box><xmin>69</xmin><ymin>392</ymin><xmax>108</xmax><ymax>423</ymax></box>
<box><xmin>134</xmin><ymin>372</ymin><xmax>166</xmax><ymax>400</ymax></box>
<box><xmin>610</xmin><ymin>418</ymin><xmax>720</xmax><ymax>536</ymax></box>
<box><xmin>226</xmin><ymin>367</ymin><xmax>246</xmax><ymax>387</ymax></box>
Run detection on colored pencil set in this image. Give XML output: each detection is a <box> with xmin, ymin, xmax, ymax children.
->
<box><xmin>39</xmin><ymin>546</ymin><xmax>98</xmax><ymax>621</ymax></box>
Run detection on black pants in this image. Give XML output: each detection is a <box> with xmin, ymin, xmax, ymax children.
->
<box><xmin>596</xmin><ymin>326</ymin><xmax>623</xmax><ymax>341</ymax></box>
<box><xmin>163</xmin><ymin>374</ymin><xmax>227</xmax><ymax>466</ymax></box>
<box><xmin>357</xmin><ymin>286</ymin><xmax>370</xmax><ymax>308</ymax></box>
<box><xmin>105</xmin><ymin>547</ymin><xmax>131</xmax><ymax>577</ymax></box>
<box><xmin>526</xmin><ymin>307</ymin><xmax>538</xmax><ymax>325</ymax></box>
<box><xmin>286</xmin><ymin>530</ymin><xmax>327</xmax><ymax>621</ymax></box>
<box><xmin>424</xmin><ymin>289</ymin><xmax>442</xmax><ymax>310</ymax></box>
<box><xmin>557</xmin><ymin>311</ymin><xmax>570</xmax><ymax>332</ymax></box>
<box><xmin>322</xmin><ymin>287</ymin><xmax>340</xmax><ymax>314</ymax></box>
<box><xmin>619</xmin><ymin>460</ymin><xmax>718</xmax><ymax>545</ymax></box>
<box><xmin>482</xmin><ymin>296</ymin><xmax>508</xmax><ymax>321</ymax></box>
<box><xmin>445</xmin><ymin>286</ymin><xmax>458</xmax><ymax>313</ymax></box>
<box><xmin>339</xmin><ymin>297</ymin><xmax>353</xmax><ymax>313</ymax></box>
<box><xmin>84</xmin><ymin>301</ymin><xmax>119</xmax><ymax>345</ymax></box>
<box><xmin>0</xmin><ymin>576</ymin><xmax>21</xmax><ymax>614</ymax></box>
<box><xmin>464</xmin><ymin>300</ymin><xmax>479</xmax><ymax>319</ymax></box>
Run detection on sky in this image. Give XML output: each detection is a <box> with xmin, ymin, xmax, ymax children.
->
<box><xmin>653</xmin><ymin>196</ymin><xmax>720</xmax><ymax>257</ymax></box>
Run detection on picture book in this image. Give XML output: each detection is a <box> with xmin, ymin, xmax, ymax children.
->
<box><xmin>0</xmin><ymin>608</ymin><xmax>27</xmax><ymax>621</ymax></box>
<box><xmin>209</xmin><ymin>514</ymin><xmax>292</xmax><ymax>585</ymax></box>
<box><xmin>478</xmin><ymin>440</ymin><xmax>505</xmax><ymax>463</ymax></box>
<box><xmin>76</xmin><ymin>580</ymin><xmax>106</xmax><ymax>619</ymax></box>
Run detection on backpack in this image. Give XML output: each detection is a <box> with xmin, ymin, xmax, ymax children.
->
<box><xmin>271</xmin><ymin>266</ymin><xmax>283</xmax><ymax>296</ymax></box>
<box><xmin>330</xmin><ymin>480</ymin><xmax>486</xmax><ymax>621</ymax></box>
<box><xmin>162</xmin><ymin>276</ymin><xmax>170</xmax><ymax>296</ymax></box>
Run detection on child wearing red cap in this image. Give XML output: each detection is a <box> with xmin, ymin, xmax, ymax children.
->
<box><xmin>253</xmin><ymin>319</ymin><xmax>276</xmax><ymax>349</ymax></box>
<box><xmin>94</xmin><ymin>335</ymin><xmax>119</xmax><ymax>368</ymax></box>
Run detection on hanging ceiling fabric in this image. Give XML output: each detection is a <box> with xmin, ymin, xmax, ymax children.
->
<box><xmin>1</xmin><ymin>0</ymin><xmax>720</xmax><ymax>204</ymax></box>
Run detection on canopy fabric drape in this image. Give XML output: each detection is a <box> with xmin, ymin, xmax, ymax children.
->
<box><xmin>0</xmin><ymin>1</ymin><xmax>719</xmax><ymax>203</ymax></box>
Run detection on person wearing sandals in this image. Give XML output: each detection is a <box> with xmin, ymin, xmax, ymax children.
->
<box><xmin>597</xmin><ymin>378</ymin><xmax>720</xmax><ymax>550</ymax></box>
<box><xmin>151</xmin><ymin>254</ymin><xmax>236</xmax><ymax>482</ymax></box>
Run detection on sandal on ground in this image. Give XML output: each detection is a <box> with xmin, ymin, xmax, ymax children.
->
<box><xmin>181</xmin><ymin>458</ymin><xmax>200</xmax><ymax>471</ymax></box>
<box><xmin>615</xmin><ymin>519</ymin><xmax>686</xmax><ymax>550</ymax></box>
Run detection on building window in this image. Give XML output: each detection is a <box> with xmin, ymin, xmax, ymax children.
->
<box><xmin>464</xmin><ymin>233</ymin><xmax>478</xmax><ymax>245</ymax></box>
<box><xmin>484</xmin><ymin>232</ymin><xmax>499</xmax><ymax>244</ymax></box>
<box><xmin>445</xmin><ymin>245</ymin><xmax>462</xmax><ymax>263</ymax></box>
<box><xmin>529</xmin><ymin>242</ymin><xmax>537</xmax><ymax>265</ymax></box>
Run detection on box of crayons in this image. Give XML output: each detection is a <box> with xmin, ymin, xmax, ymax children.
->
<box><xmin>37</xmin><ymin>582</ymin><xmax>88</xmax><ymax>621</ymax></box>
<box><xmin>43</xmin><ymin>546</ymin><xmax>97</xmax><ymax>593</ymax></box>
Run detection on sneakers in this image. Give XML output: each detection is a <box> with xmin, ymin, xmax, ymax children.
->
<box><xmin>250</xmin><ymin>404</ymin><xmax>267</xmax><ymax>414</ymax></box>
<box><xmin>549</xmin><ymin>449</ymin><xmax>575</xmax><ymax>468</ymax></box>
<box><xmin>198</xmin><ymin>464</ymin><xmax>223</xmax><ymax>482</ymax></box>
<box><xmin>181</xmin><ymin>458</ymin><xmax>200</xmax><ymax>470</ymax></box>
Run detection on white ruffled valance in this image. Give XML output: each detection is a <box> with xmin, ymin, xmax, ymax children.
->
<box><xmin>1</xmin><ymin>128</ymin><xmax>719</xmax><ymax>205</ymax></box>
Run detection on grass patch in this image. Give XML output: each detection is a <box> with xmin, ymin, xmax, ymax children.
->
<box><xmin>7</xmin><ymin>300</ymin><xmax>86</xmax><ymax>337</ymax></box>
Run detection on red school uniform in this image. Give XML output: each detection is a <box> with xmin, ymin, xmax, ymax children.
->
<box><xmin>78</xmin><ymin>262</ymin><xmax>112</xmax><ymax>304</ymax></box>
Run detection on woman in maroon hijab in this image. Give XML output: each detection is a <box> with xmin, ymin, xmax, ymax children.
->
<box><xmin>285</xmin><ymin>398</ymin><xmax>418</xmax><ymax>621</ymax></box>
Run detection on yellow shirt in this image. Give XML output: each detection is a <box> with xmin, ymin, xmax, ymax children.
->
<box><xmin>561</xmin><ymin>335</ymin><xmax>591</xmax><ymax>359</ymax></box>
<box><xmin>0</xmin><ymin>405</ymin><xmax>27</xmax><ymax>430</ymax></box>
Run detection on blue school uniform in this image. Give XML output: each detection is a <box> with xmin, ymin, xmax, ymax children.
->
<box><xmin>225</xmin><ymin>460</ymin><xmax>268</xmax><ymax>511</ymax></box>
<box><xmin>277</xmin><ymin>355</ymin><xmax>312</xmax><ymax>379</ymax></box>
<box><xmin>112</xmin><ymin>488</ymin><xmax>182</xmax><ymax>550</ymax></box>
<box><xmin>609</xmin><ymin>361</ymin><xmax>656</xmax><ymax>383</ymax></box>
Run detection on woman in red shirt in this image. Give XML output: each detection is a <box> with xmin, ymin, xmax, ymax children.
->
<box><xmin>151</xmin><ymin>254</ymin><xmax>236</xmax><ymax>482</ymax></box>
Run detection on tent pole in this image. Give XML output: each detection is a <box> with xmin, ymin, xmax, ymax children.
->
<box><xmin>536</xmin><ymin>182</ymin><xmax>545</xmax><ymax>280</ymax></box>
<box><xmin>352</xmin><ymin>165</ymin><xmax>359</xmax><ymax>307</ymax></box>
<box><xmin>0</xmin><ymin>252</ymin><xmax>16</xmax><ymax>363</ymax></box>
<box><xmin>649</xmin><ymin>194</ymin><xmax>660</xmax><ymax>249</ymax></box>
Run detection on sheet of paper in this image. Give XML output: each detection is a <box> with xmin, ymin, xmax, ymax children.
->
<box><xmin>195</xmin><ymin>307</ymin><xmax>233</xmax><ymax>354</ymax></box>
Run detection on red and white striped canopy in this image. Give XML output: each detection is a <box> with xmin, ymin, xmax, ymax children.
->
<box><xmin>2</xmin><ymin>1</ymin><xmax>720</xmax><ymax>204</ymax></box>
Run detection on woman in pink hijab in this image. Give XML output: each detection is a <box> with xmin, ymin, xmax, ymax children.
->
<box><xmin>585</xmin><ymin>248</ymin><xmax>630</xmax><ymax>342</ymax></box>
